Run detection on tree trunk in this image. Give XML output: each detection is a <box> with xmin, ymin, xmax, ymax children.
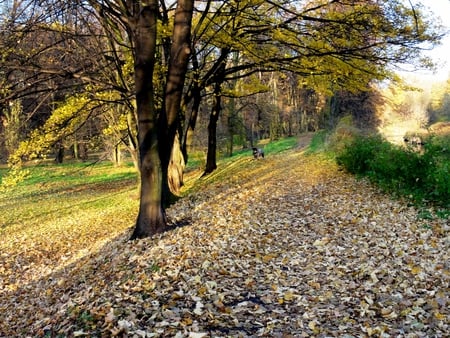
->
<box><xmin>203</xmin><ymin>83</ymin><xmax>222</xmax><ymax>175</ymax></box>
<box><xmin>182</xmin><ymin>111</ymin><xmax>197</xmax><ymax>163</ymax></box>
<box><xmin>181</xmin><ymin>53</ymin><xmax>201</xmax><ymax>163</ymax></box>
<box><xmin>126</xmin><ymin>109</ymin><xmax>140</xmax><ymax>172</ymax></box>
<box><xmin>131</xmin><ymin>0</ymin><xmax>193</xmax><ymax>239</ymax></box>
<box><xmin>55</xmin><ymin>142</ymin><xmax>64</xmax><ymax>164</ymax></box>
<box><xmin>131</xmin><ymin>2</ymin><xmax>167</xmax><ymax>239</ymax></box>
<box><xmin>160</xmin><ymin>0</ymin><xmax>193</xmax><ymax>201</ymax></box>
<box><xmin>227</xmin><ymin>51</ymin><xmax>240</xmax><ymax>157</ymax></box>
<box><xmin>113</xmin><ymin>143</ymin><xmax>121</xmax><ymax>166</ymax></box>
<box><xmin>73</xmin><ymin>139</ymin><xmax>79</xmax><ymax>160</ymax></box>
<box><xmin>203</xmin><ymin>49</ymin><xmax>228</xmax><ymax>175</ymax></box>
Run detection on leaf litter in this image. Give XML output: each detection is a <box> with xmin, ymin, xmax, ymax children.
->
<box><xmin>0</xmin><ymin>149</ymin><xmax>448</xmax><ymax>337</ymax></box>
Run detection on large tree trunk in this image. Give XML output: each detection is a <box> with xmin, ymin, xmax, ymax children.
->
<box><xmin>131</xmin><ymin>2</ymin><xmax>167</xmax><ymax>239</ymax></box>
<box><xmin>131</xmin><ymin>0</ymin><xmax>193</xmax><ymax>239</ymax></box>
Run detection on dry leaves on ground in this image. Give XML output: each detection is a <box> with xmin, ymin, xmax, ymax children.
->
<box><xmin>0</xmin><ymin>149</ymin><xmax>448</xmax><ymax>337</ymax></box>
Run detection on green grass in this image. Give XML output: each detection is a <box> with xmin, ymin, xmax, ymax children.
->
<box><xmin>186</xmin><ymin>137</ymin><xmax>300</xmax><ymax>172</ymax></box>
<box><xmin>305</xmin><ymin>130</ymin><xmax>328</xmax><ymax>154</ymax></box>
<box><xmin>263</xmin><ymin>136</ymin><xmax>298</xmax><ymax>154</ymax></box>
<box><xmin>0</xmin><ymin>161</ymin><xmax>139</xmax><ymax>235</ymax></box>
<box><xmin>1</xmin><ymin>136</ymin><xmax>302</xmax><ymax>232</ymax></box>
<box><xmin>1</xmin><ymin>161</ymin><xmax>136</xmax><ymax>194</ymax></box>
<box><xmin>2</xmin><ymin>136</ymin><xmax>300</xmax><ymax>194</ymax></box>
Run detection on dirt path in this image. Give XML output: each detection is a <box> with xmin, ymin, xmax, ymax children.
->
<box><xmin>1</xmin><ymin>150</ymin><xmax>448</xmax><ymax>337</ymax></box>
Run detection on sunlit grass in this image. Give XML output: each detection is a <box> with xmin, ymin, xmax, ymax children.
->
<box><xmin>1</xmin><ymin>136</ymin><xmax>305</xmax><ymax>245</ymax></box>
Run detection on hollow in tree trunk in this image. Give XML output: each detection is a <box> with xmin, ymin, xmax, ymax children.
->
<box><xmin>168</xmin><ymin>132</ymin><xmax>185</xmax><ymax>195</ymax></box>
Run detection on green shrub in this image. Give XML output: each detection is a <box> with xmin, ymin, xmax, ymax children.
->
<box><xmin>336</xmin><ymin>134</ymin><xmax>385</xmax><ymax>175</ymax></box>
<box><xmin>336</xmin><ymin>134</ymin><xmax>450</xmax><ymax>210</ymax></box>
<box><xmin>421</xmin><ymin>134</ymin><xmax>450</xmax><ymax>205</ymax></box>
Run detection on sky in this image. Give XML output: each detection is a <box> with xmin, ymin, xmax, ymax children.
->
<box><xmin>409</xmin><ymin>0</ymin><xmax>450</xmax><ymax>82</ymax></box>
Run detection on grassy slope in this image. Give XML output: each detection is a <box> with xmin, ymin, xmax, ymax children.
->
<box><xmin>0</xmin><ymin>137</ymin><xmax>448</xmax><ymax>336</ymax></box>
<box><xmin>0</xmin><ymin>162</ymin><xmax>139</xmax><ymax>288</ymax></box>
<box><xmin>0</xmin><ymin>140</ymin><xmax>298</xmax><ymax>286</ymax></box>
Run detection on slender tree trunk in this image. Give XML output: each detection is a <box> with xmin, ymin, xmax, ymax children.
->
<box><xmin>113</xmin><ymin>144</ymin><xmax>121</xmax><ymax>166</ymax></box>
<box><xmin>203</xmin><ymin>49</ymin><xmax>228</xmax><ymax>175</ymax></box>
<box><xmin>131</xmin><ymin>2</ymin><xmax>167</xmax><ymax>239</ymax></box>
<box><xmin>203</xmin><ymin>95</ymin><xmax>220</xmax><ymax>175</ymax></box>
<box><xmin>227</xmin><ymin>51</ymin><xmax>240</xmax><ymax>157</ymax></box>
<box><xmin>55</xmin><ymin>142</ymin><xmax>64</xmax><ymax>164</ymax></box>
<box><xmin>181</xmin><ymin>52</ymin><xmax>201</xmax><ymax>163</ymax></box>
<box><xmin>126</xmin><ymin>110</ymin><xmax>139</xmax><ymax>173</ymax></box>
<box><xmin>73</xmin><ymin>139</ymin><xmax>79</xmax><ymax>160</ymax></box>
<box><xmin>182</xmin><ymin>101</ymin><xmax>199</xmax><ymax>163</ymax></box>
<box><xmin>203</xmin><ymin>82</ymin><xmax>222</xmax><ymax>175</ymax></box>
<box><xmin>227</xmin><ymin>97</ymin><xmax>236</xmax><ymax>157</ymax></box>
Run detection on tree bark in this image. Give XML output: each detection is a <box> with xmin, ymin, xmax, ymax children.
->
<box><xmin>131</xmin><ymin>2</ymin><xmax>167</xmax><ymax>239</ymax></box>
<box><xmin>160</xmin><ymin>0</ymin><xmax>194</xmax><ymax>200</ymax></box>
<box><xmin>182</xmin><ymin>102</ymin><xmax>198</xmax><ymax>163</ymax></box>
<box><xmin>131</xmin><ymin>0</ymin><xmax>194</xmax><ymax>239</ymax></box>
<box><xmin>181</xmin><ymin>52</ymin><xmax>201</xmax><ymax>163</ymax></box>
<box><xmin>203</xmin><ymin>80</ymin><xmax>223</xmax><ymax>175</ymax></box>
<box><xmin>203</xmin><ymin>50</ymin><xmax>228</xmax><ymax>175</ymax></box>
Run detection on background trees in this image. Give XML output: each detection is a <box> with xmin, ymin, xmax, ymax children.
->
<box><xmin>0</xmin><ymin>0</ymin><xmax>445</xmax><ymax>237</ymax></box>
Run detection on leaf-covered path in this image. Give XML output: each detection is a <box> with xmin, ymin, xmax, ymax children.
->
<box><xmin>1</xmin><ymin>149</ymin><xmax>449</xmax><ymax>337</ymax></box>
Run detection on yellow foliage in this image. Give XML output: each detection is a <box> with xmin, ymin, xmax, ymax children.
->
<box><xmin>9</xmin><ymin>93</ymin><xmax>95</xmax><ymax>165</ymax></box>
<box><xmin>0</xmin><ymin>166</ymin><xmax>30</xmax><ymax>190</ymax></box>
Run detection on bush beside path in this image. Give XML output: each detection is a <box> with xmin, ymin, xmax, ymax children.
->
<box><xmin>0</xmin><ymin>148</ymin><xmax>448</xmax><ymax>337</ymax></box>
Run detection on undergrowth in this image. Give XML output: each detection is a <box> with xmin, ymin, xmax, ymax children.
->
<box><xmin>336</xmin><ymin>134</ymin><xmax>450</xmax><ymax>213</ymax></box>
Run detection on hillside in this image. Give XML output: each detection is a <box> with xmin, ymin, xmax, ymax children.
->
<box><xmin>0</xmin><ymin>147</ymin><xmax>448</xmax><ymax>337</ymax></box>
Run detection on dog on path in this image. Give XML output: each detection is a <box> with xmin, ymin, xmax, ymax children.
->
<box><xmin>252</xmin><ymin>147</ymin><xmax>264</xmax><ymax>159</ymax></box>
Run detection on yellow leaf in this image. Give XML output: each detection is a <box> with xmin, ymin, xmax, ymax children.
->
<box><xmin>283</xmin><ymin>290</ymin><xmax>295</xmax><ymax>301</ymax></box>
<box><xmin>182</xmin><ymin>316</ymin><xmax>193</xmax><ymax>325</ymax></box>
<box><xmin>308</xmin><ymin>320</ymin><xmax>320</xmax><ymax>334</ymax></box>
<box><xmin>411</xmin><ymin>266</ymin><xmax>422</xmax><ymax>275</ymax></box>
<box><xmin>313</xmin><ymin>237</ymin><xmax>331</xmax><ymax>246</ymax></box>
<box><xmin>308</xmin><ymin>281</ymin><xmax>321</xmax><ymax>290</ymax></box>
<box><xmin>434</xmin><ymin>311</ymin><xmax>446</xmax><ymax>320</ymax></box>
<box><xmin>262</xmin><ymin>254</ymin><xmax>275</xmax><ymax>263</ymax></box>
